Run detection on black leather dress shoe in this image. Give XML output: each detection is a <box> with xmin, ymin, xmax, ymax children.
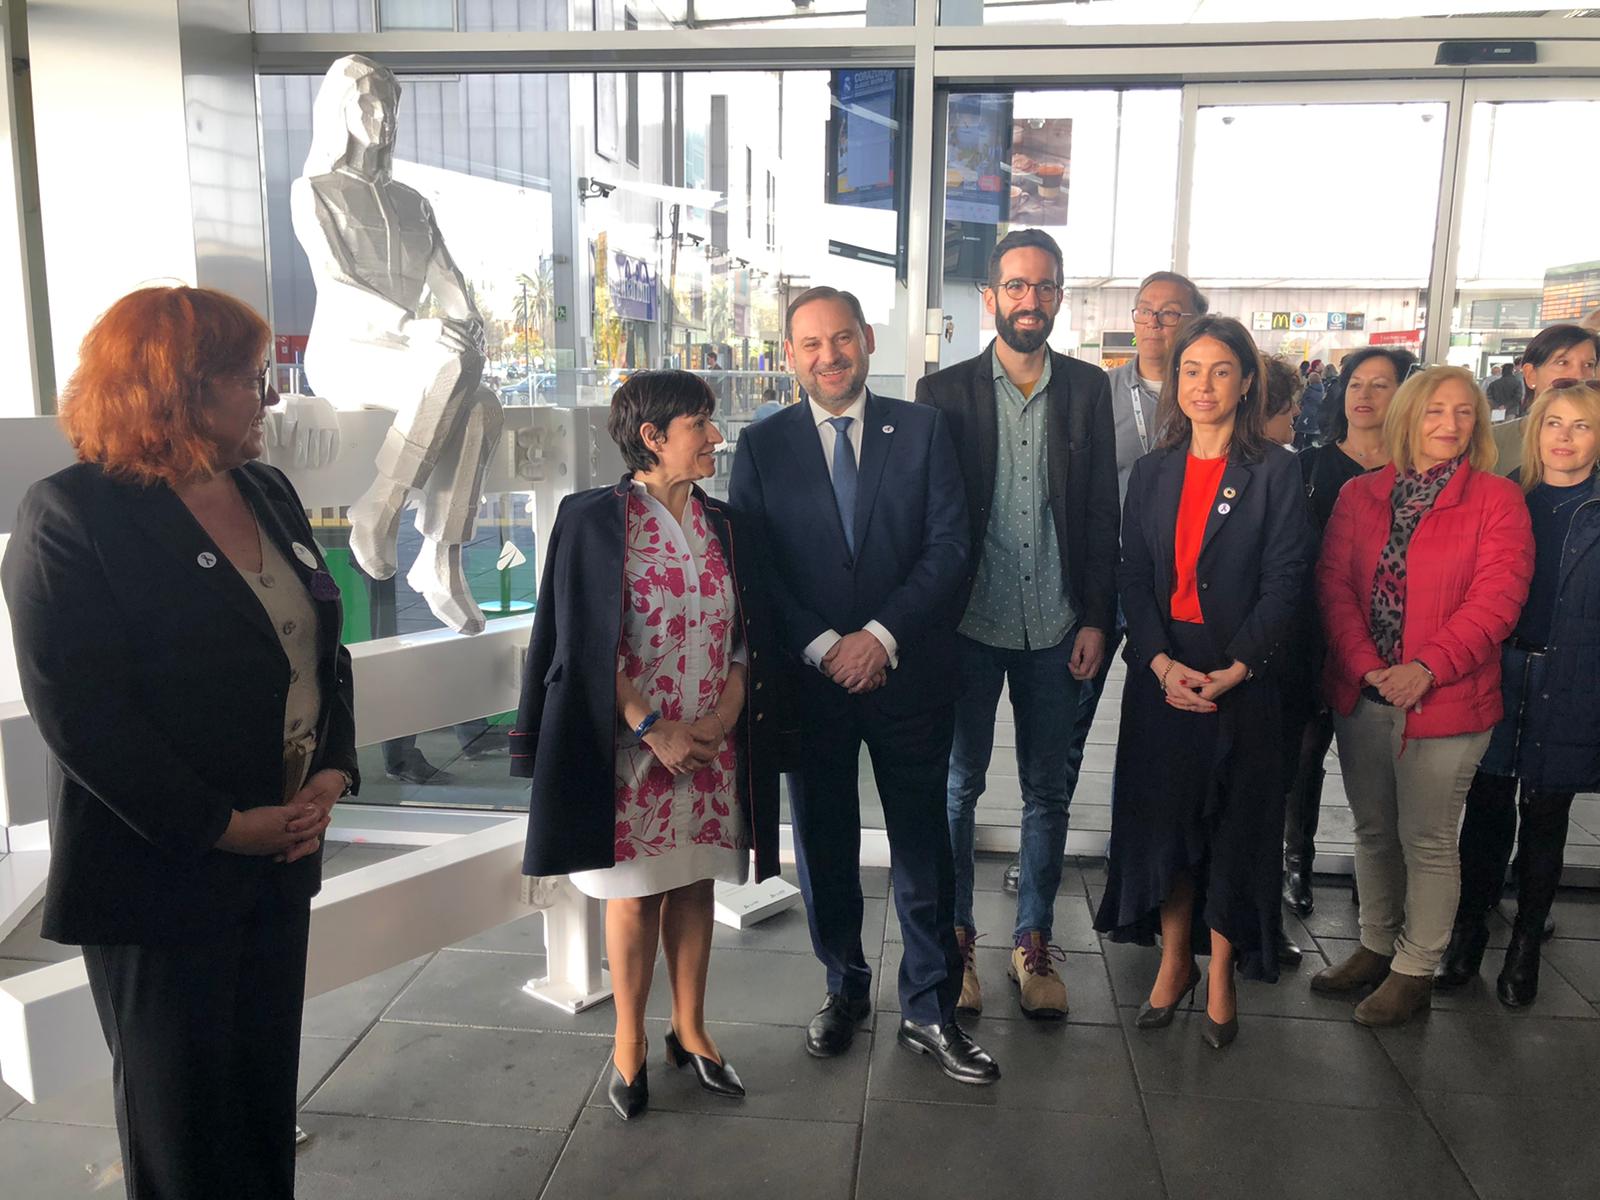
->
<box><xmin>665</xmin><ymin>1028</ymin><xmax>745</xmax><ymax>1097</ymax></box>
<box><xmin>805</xmin><ymin>993</ymin><xmax>870</xmax><ymax>1058</ymax></box>
<box><xmin>896</xmin><ymin>1019</ymin><xmax>1000</xmax><ymax>1085</ymax></box>
<box><xmin>1275</xmin><ymin>926</ymin><xmax>1303</xmax><ymax>968</ymax></box>
<box><xmin>383</xmin><ymin>748</ymin><xmax>454</xmax><ymax>785</ymax></box>
<box><xmin>459</xmin><ymin>729</ymin><xmax>511</xmax><ymax>759</ymax></box>
<box><xmin>1435</xmin><ymin>920</ymin><xmax>1489</xmax><ymax>990</ymax></box>
<box><xmin>606</xmin><ymin>1059</ymin><xmax>648</xmax><ymax>1120</ymax></box>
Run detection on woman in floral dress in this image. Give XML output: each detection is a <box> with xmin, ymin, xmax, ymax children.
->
<box><xmin>513</xmin><ymin>370</ymin><xmax>785</xmax><ymax>1121</ymax></box>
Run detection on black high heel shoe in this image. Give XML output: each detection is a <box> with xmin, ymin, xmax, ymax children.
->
<box><xmin>1136</xmin><ymin>961</ymin><xmax>1201</xmax><ymax>1030</ymax></box>
<box><xmin>606</xmin><ymin>1052</ymin><xmax>649</xmax><ymax>1120</ymax></box>
<box><xmin>1202</xmin><ymin>977</ymin><xmax>1238</xmax><ymax>1049</ymax></box>
<box><xmin>665</xmin><ymin>1027</ymin><xmax>745</xmax><ymax>1098</ymax></box>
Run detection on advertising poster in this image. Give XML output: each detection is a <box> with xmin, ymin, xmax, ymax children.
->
<box><xmin>829</xmin><ymin>69</ymin><xmax>899</xmax><ymax>211</ymax></box>
<box><xmin>944</xmin><ymin>93</ymin><xmax>1012</xmax><ymax>225</ymax></box>
<box><xmin>1007</xmin><ymin>117</ymin><xmax>1071</xmax><ymax>226</ymax></box>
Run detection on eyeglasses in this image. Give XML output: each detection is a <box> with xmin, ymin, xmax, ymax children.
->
<box><xmin>996</xmin><ymin>279</ymin><xmax>1061</xmax><ymax>303</ymax></box>
<box><xmin>221</xmin><ymin>364</ymin><xmax>272</xmax><ymax>404</ymax></box>
<box><xmin>1131</xmin><ymin>306</ymin><xmax>1193</xmax><ymax>327</ymax></box>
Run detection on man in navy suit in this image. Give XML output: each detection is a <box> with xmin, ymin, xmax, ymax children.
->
<box><xmin>730</xmin><ymin>287</ymin><xmax>999</xmax><ymax>1085</ymax></box>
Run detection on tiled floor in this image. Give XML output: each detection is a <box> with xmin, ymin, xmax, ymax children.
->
<box><xmin>5</xmin><ymin>851</ymin><xmax>1600</xmax><ymax>1199</ymax></box>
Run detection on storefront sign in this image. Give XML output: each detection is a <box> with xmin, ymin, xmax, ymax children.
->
<box><xmin>1253</xmin><ymin>311</ymin><xmax>1367</xmax><ymax>334</ymax></box>
<box><xmin>1370</xmin><ymin>329</ymin><xmax>1423</xmax><ymax>345</ymax></box>
<box><xmin>609</xmin><ymin>251</ymin><xmax>658</xmax><ymax>323</ymax></box>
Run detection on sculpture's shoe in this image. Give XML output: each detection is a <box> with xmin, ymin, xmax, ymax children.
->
<box><xmin>408</xmin><ymin>540</ymin><xmax>486</xmax><ymax>635</ymax></box>
<box><xmin>348</xmin><ymin>483</ymin><xmax>406</xmax><ymax>580</ymax></box>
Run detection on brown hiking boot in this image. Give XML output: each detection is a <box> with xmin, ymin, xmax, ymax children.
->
<box><xmin>1009</xmin><ymin>930</ymin><xmax>1069</xmax><ymax>1019</ymax></box>
<box><xmin>1353</xmin><ymin>970</ymin><xmax>1433</xmax><ymax>1027</ymax></box>
<box><xmin>1310</xmin><ymin>946</ymin><xmax>1393</xmax><ymax>995</ymax></box>
<box><xmin>955</xmin><ymin>926</ymin><xmax>982</xmax><ymax>1015</ymax></box>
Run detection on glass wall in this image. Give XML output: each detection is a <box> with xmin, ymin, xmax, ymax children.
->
<box><xmin>254</xmin><ymin>0</ymin><xmax>907</xmax><ymax>34</ymax></box>
<box><xmin>261</xmin><ymin>65</ymin><xmax>911</xmax><ymax>805</ymax></box>
<box><xmin>938</xmin><ymin>1</ymin><xmax>1578</xmax><ymax>27</ymax></box>
<box><xmin>1446</xmin><ymin>95</ymin><xmax>1600</xmax><ymax>392</ymax></box>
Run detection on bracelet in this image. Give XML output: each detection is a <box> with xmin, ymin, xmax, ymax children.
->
<box><xmin>1159</xmin><ymin>660</ymin><xmax>1177</xmax><ymax>689</ymax></box>
<box><xmin>1412</xmin><ymin>659</ymin><xmax>1437</xmax><ymax>684</ymax></box>
<box><xmin>333</xmin><ymin>769</ymin><xmax>354</xmax><ymax>797</ymax></box>
<box><xmin>712</xmin><ymin>710</ymin><xmax>729</xmax><ymax>740</ymax></box>
<box><xmin>633</xmin><ymin>711</ymin><xmax>661</xmax><ymax>742</ymax></box>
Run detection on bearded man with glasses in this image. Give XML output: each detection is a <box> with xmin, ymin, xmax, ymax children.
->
<box><xmin>916</xmin><ymin>229</ymin><xmax>1119</xmax><ymax>1019</ymax></box>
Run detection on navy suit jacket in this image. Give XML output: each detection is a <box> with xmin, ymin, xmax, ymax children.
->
<box><xmin>729</xmin><ymin>391</ymin><xmax>969</xmax><ymax>714</ymax></box>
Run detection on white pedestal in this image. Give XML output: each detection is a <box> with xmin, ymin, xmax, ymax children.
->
<box><xmin>522</xmin><ymin>882</ymin><xmax>613</xmax><ymax>1014</ymax></box>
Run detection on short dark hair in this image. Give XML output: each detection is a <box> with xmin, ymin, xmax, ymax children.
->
<box><xmin>1500</xmin><ymin>362</ymin><xmax>1516</xmax><ymax>376</ymax></box>
<box><xmin>785</xmin><ymin>286</ymin><xmax>868</xmax><ymax>341</ymax></box>
<box><xmin>761</xmin><ymin>387</ymin><xmax>777</xmax><ymax>401</ymax></box>
<box><xmin>1322</xmin><ymin>346</ymin><xmax>1417</xmax><ymax>443</ymax></box>
<box><xmin>1154</xmin><ymin>315</ymin><xmax>1271</xmax><ymax>464</ymax></box>
<box><xmin>987</xmin><ymin>228</ymin><xmax>1064</xmax><ymax>288</ymax></box>
<box><xmin>1263</xmin><ymin>357</ymin><xmax>1304</xmax><ymax>420</ymax></box>
<box><xmin>607</xmin><ymin>369</ymin><xmax>717</xmax><ymax>474</ymax></box>
<box><xmin>1137</xmin><ymin>270</ymin><xmax>1209</xmax><ymax>317</ymax></box>
<box><xmin>1523</xmin><ymin>322</ymin><xmax>1600</xmax><ymax>368</ymax></box>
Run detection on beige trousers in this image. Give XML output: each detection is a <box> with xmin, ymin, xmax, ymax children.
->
<box><xmin>1333</xmin><ymin>698</ymin><xmax>1490</xmax><ymax>978</ymax></box>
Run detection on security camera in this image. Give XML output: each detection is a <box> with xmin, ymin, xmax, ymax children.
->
<box><xmin>578</xmin><ymin>177</ymin><xmax>616</xmax><ymax>201</ymax></box>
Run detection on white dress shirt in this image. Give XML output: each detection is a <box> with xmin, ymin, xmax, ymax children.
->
<box><xmin>802</xmin><ymin>392</ymin><xmax>900</xmax><ymax>672</ymax></box>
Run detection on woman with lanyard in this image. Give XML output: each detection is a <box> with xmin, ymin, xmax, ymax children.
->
<box><xmin>1280</xmin><ymin>347</ymin><xmax>1416</xmax><ymax>920</ymax></box>
<box><xmin>1439</xmin><ymin>378</ymin><xmax>1600</xmax><ymax>1006</ymax></box>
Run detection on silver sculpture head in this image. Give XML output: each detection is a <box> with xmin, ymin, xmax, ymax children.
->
<box><xmin>305</xmin><ymin>54</ymin><xmax>400</xmax><ymax>180</ymax></box>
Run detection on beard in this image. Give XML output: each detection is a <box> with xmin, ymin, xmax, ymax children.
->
<box><xmin>996</xmin><ymin>307</ymin><xmax>1053</xmax><ymax>354</ymax></box>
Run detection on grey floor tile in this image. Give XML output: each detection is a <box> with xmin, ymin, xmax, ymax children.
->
<box><xmin>320</xmin><ymin>843</ymin><xmax>417</xmax><ymax>879</ymax></box>
<box><xmin>1123</xmin><ymin>1010</ymin><xmax>1416</xmax><ymax>1111</ymax></box>
<box><xmin>1375</xmin><ymin>1011</ymin><xmax>1600</xmax><ymax>1098</ymax></box>
<box><xmin>585</xmin><ymin>1018</ymin><xmax>870</xmax><ymax>1123</ymax></box>
<box><xmin>542</xmin><ymin>1106</ymin><xmax>858</xmax><ymax>1200</ymax></box>
<box><xmin>1420</xmin><ymin>1090</ymin><xmax>1600</xmax><ymax>1200</ymax></box>
<box><xmin>303</xmin><ymin>1021</ymin><xmax>608</xmax><ymax>1130</ymax></box>
<box><xmin>1544</xmin><ymin>936</ymin><xmax>1600</xmax><ymax>1004</ymax></box>
<box><xmin>383</xmin><ymin>948</ymin><xmax>612</xmax><ymax>1033</ymax></box>
<box><xmin>713</xmin><ymin>897</ymin><xmax>885</xmax><ymax>960</ymax></box>
<box><xmin>1546</xmin><ymin>891</ymin><xmax>1600</xmax><ymax>940</ymax></box>
<box><xmin>8</xmin><ymin>1074</ymin><xmax>116</xmax><ymax>1128</ymax></box>
<box><xmin>451</xmin><ymin>912</ymin><xmax>546</xmax><ymax>955</ymax></box>
<box><xmin>779</xmin><ymin>863</ymin><xmax>890</xmax><ymax>900</ymax></box>
<box><xmin>672</xmin><ymin>948</ymin><xmax>841</xmax><ymax>1027</ymax></box>
<box><xmin>1148</xmin><ymin>1093</ymin><xmax>1475</xmax><ymax>1200</ymax></box>
<box><xmin>856</xmin><ymin>1099</ymin><xmax>1164</xmax><ymax>1200</ymax></box>
<box><xmin>866</xmin><ymin>1019</ymin><xmax>1141</xmax><ymax>1116</ymax></box>
<box><xmin>301</xmin><ymin>954</ymin><xmax>433</xmax><ymax>1039</ymax></box>
<box><xmin>298</xmin><ymin>1036</ymin><xmax>357</xmax><ymax>1105</ymax></box>
<box><xmin>0</xmin><ymin>1118</ymin><xmax>124</xmax><ymax>1197</ymax></box>
<box><xmin>296</xmin><ymin>1113</ymin><xmax>563</xmax><ymax>1200</ymax></box>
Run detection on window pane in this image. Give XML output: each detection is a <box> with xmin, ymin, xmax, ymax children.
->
<box><xmin>941</xmin><ymin>0</ymin><xmax>1579</xmax><ymax>26</ymax></box>
<box><xmin>380</xmin><ymin>0</ymin><xmax>455</xmax><ymax>30</ymax></box>
<box><xmin>252</xmin><ymin>0</ymin><xmax>374</xmax><ymax>33</ymax></box>
<box><xmin>1187</xmin><ymin>100</ymin><xmax>1446</xmax><ymax>365</ymax></box>
<box><xmin>937</xmin><ymin>88</ymin><xmax>1181</xmax><ymax>369</ymax></box>
<box><xmin>1447</xmin><ymin>97</ymin><xmax>1600</xmax><ymax>413</ymax></box>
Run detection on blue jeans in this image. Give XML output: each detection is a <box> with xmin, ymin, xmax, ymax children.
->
<box><xmin>946</xmin><ymin>632</ymin><xmax>1095</xmax><ymax>941</ymax></box>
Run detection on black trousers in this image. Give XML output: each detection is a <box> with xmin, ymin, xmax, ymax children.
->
<box><xmin>82</xmin><ymin>893</ymin><xmax>311</xmax><ymax>1200</ymax></box>
<box><xmin>787</xmin><ymin>679</ymin><xmax>961</xmax><ymax>1026</ymax></box>
<box><xmin>1456</xmin><ymin>770</ymin><xmax>1575</xmax><ymax>934</ymax></box>
<box><xmin>1282</xmin><ymin>706</ymin><xmax>1334</xmax><ymax>866</ymax></box>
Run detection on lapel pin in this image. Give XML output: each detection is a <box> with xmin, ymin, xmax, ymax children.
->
<box><xmin>882</xmin><ymin>424</ymin><xmax>894</xmax><ymax>434</ymax></box>
<box><xmin>1217</xmin><ymin>502</ymin><xmax>1232</xmax><ymax>515</ymax></box>
<box><xmin>291</xmin><ymin>542</ymin><xmax>319</xmax><ymax>569</ymax></box>
<box><xmin>196</xmin><ymin>551</ymin><xmax>217</xmax><ymax>569</ymax></box>
<box><xmin>1223</xmin><ymin>486</ymin><xmax>1237</xmax><ymax>499</ymax></box>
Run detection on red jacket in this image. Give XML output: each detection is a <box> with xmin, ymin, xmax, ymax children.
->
<box><xmin>1317</xmin><ymin>461</ymin><xmax>1533</xmax><ymax>739</ymax></box>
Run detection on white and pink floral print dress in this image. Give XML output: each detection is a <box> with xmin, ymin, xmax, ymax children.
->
<box><xmin>569</xmin><ymin>483</ymin><xmax>750</xmax><ymax>900</ymax></box>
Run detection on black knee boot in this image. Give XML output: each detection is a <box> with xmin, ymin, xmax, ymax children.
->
<box><xmin>1439</xmin><ymin>772</ymin><xmax>1518</xmax><ymax>989</ymax></box>
<box><xmin>1282</xmin><ymin>712</ymin><xmax>1331</xmax><ymax>918</ymax></box>
<box><xmin>1498</xmin><ymin>791</ymin><xmax>1575</xmax><ymax>1008</ymax></box>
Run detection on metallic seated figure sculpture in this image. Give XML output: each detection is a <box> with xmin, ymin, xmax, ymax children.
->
<box><xmin>292</xmin><ymin>53</ymin><xmax>504</xmax><ymax>634</ymax></box>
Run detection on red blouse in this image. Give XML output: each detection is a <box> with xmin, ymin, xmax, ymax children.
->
<box><xmin>1171</xmin><ymin>454</ymin><xmax>1228</xmax><ymax>624</ymax></box>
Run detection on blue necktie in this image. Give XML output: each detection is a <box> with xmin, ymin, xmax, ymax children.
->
<box><xmin>827</xmin><ymin>415</ymin><xmax>858</xmax><ymax>554</ymax></box>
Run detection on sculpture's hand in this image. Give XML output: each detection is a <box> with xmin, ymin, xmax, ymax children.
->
<box><xmin>267</xmin><ymin>394</ymin><xmax>342</xmax><ymax>469</ymax></box>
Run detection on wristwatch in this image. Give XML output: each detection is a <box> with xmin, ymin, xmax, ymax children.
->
<box><xmin>333</xmin><ymin>769</ymin><xmax>354</xmax><ymax>797</ymax></box>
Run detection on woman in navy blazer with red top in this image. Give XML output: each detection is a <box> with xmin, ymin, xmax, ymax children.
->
<box><xmin>1312</xmin><ymin>366</ymin><xmax>1533</xmax><ymax>1027</ymax></box>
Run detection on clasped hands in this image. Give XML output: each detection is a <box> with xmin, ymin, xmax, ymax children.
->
<box><xmin>214</xmin><ymin>768</ymin><xmax>344</xmax><ymax>864</ymax></box>
<box><xmin>643</xmin><ymin>713</ymin><xmax>729</xmax><ymax>776</ymax></box>
<box><xmin>1362</xmin><ymin>661</ymin><xmax>1433</xmax><ymax>711</ymax></box>
<box><xmin>822</xmin><ymin>630</ymin><xmax>889</xmax><ymax>695</ymax></box>
<box><xmin>1152</xmin><ymin>653</ymin><xmax>1250</xmax><ymax>713</ymax></box>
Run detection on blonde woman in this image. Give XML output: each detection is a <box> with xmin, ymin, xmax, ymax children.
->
<box><xmin>1312</xmin><ymin>367</ymin><xmax>1534</xmax><ymax>1027</ymax></box>
<box><xmin>1441</xmin><ymin>378</ymin><xmax>1600</xmax><ymax>1006</ymax></box>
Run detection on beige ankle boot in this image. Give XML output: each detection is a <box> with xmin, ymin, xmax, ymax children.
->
<box><xmin>1311</xmin><ymin>945</ymin><xmax>1393</xmax><ymax>995</ymax></box>
<box><xmin>1009</xmin><ymin>930</ymin><xmax>1069</xmax><ymax>1019</ymax></box>
<box><xmin>1353</xmin><ymin>970</ymin><xmax>1433</xmax><ymax>1027</ymax></box>
<box><xmin>955</xmin><ymin>926</ymin><xmax>982</xmax><ymax>1014</ymax></box>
